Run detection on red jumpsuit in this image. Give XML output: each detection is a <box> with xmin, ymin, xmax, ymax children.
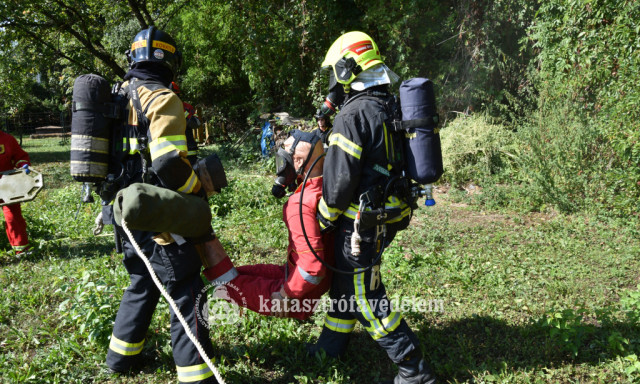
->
<box><xmin>215</xmin><ymin>176</ymin><xmax>334</xmax><ymax>320</ymax></box>
<box><xmin>0</xmin><ymin>131</ymin><xmax>30</xmax><ymax>252</ymax></box>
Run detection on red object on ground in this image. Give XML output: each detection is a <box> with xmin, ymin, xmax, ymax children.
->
<box><xmin>0</xmin><ymin>131</ymin><xmax>30</xmax><ymax>252</ymax></box>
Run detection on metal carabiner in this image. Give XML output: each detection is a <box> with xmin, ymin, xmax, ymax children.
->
<box><xmin>351</xmin><ymin>199</ymin><xmax>367</xmax><ymax>257</ymax></box>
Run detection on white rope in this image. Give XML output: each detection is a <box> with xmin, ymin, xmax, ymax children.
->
<box><xmin>121</xmin><ymin>221</ymin><xmax>225</xmax><ymax>384</ymax></box>
<box><xmin>93</xmin><ymin>211</ymin><xmax>104</xmax><ymax>235</ymax></box>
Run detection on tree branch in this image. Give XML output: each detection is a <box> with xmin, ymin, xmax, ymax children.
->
<box><xmin>9</xmin><ymin>21</ymin><xmax>96</xmax><ymax>75</ymax></box>
<box><xmin>37</xmin><ymin>7</ymin><xmax>126</xmax><ymax>78</ymax></box>
<box><xmin>139</xmin><ymin>0</ymin><xmax>154</xmax><ymax>26</ymax></box>
<box><xmin>158</xmin><ymin>0</ymin><xmax>191</xmax><ymax>29</ymax></box>
<box><xmin>128</xmin><ymin>0</ymin><xmax>149</xmax><ymax>28</ymax></box>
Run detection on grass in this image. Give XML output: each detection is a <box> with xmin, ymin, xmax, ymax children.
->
<box><xmin>1</xmin><ymin>137</ymin><xmax>639</xmax><ymax>383</ymax></box>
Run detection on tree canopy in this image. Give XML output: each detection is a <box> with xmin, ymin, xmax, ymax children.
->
<box><xmin>1</xmin><ymin>0</ymin><xmax>535</xmax><ymax>118</ymax></box>
<box><xmin>1</xmin><ymin>0</ymin><xmax>638</xmax><ymax>215</ymax></box>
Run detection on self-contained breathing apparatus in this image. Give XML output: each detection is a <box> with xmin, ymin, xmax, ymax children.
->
<box><xmin>70</xmin><ymin>75</ymin><xmax>227</xmax><ymax>249</ymax></box>
<box><xmin>295</xmin><ymin>77</ymin><xmax>443</xmax><ymax>275</ymax></box>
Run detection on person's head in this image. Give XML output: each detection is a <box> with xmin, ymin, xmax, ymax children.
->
<box><xmin>316</xmin><ymin>116</ymin><xmax>328</xmax><ymax>131</ymax></box>
<box><xmin>271</xmin><ymin>130</ymin><xmax>323</xmax><ymax>198</ymax></box>
<box><xmin>283</xmin><ymin>134</ymin><xmax>324</xmax><ymax>175</ymax></box>
<box><xmin>127</xmin><ymin>26</ymin><xmax>183</xmax><ymax>78</ymax></box>
<box><xmin>321</xmin><ymin>31</ymin><xmax>383</xmax><ymax>91</ymax></box>
<box><xmin>314</xmin><ymin>110</ymin><xmax>332</xmax><ymax>132</ymax></box>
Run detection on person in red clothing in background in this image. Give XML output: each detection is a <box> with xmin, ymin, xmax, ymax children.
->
<box><xmin>0</xmin><ymin>130</ymin><xmax>31</xmax><ymax>254</ymax></box>
<box><xmin>204</xmin><ymin>130</ymin><xmax>334</xmax><ymax>320</ymax></box>
<box><xmin>170</xmin><ymin>81</ymin><xmax>201</xmax><ymax>165</ymax></box>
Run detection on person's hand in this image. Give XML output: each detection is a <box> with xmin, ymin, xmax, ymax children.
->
<box><xmin>270</xmin><ymin>286</ymin><xmax>289</xmax><ymax>318</ymax></box>
<box><xmin>21</xmin><ymin>164</ymin><xmax>30</xmax><ymax>174</ymax></box>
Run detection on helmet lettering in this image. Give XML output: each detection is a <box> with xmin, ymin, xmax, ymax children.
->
<box><xmin>152</xmin><ymin>40</ymin><xmax>176</xmax><ymax>54</ymax></box>
<box><xmin>131</xmin><ymin>40</ymin><xmax>147</xmax><ymax>51</ymax></box>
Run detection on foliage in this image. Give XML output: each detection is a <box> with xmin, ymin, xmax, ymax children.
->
<box><xmin>440</xmin><ymin>114</ymin><xmax>517</xmax><ymax>188</ymax></box>
<box><xmin>174</xmin><ymin>0</ymin><xmax>365</xmax><ymax>119</ymax></box>
<box><xmin>620</xmin><ymin>285</ymin><xmax>640</xmax><ymax>325</ymax></box>
<box><xmin>436</xmin><ymin>0</ymin><xmax>539</xmax><ymax>121</ymax></box>
<box><xmin>512</xmin><ymin>106</ymin><xmax>607</xmax><ymax>214</ymax></box>
<box><xmin>55</xmin><ymin>269</ymin><xmax>121</xmax><ymax>346</ymax></box>
<box><xmin>533</xmin><ymin>284</ymin><xmax>640</xmax><ymax>363</ymax></box>
<box><xmin>0</xmin><ymin>0</ymin><xmax>182</xmax><ymax>114</ymax></box>
<box><xmin>530</xmin><ymin>0</ymin><xmax>640</xmax><ymax>216</ymax></box>
<box><xmin>534</xmin><ymin>307</ymin><xmax>595</xmax><ymax>357</ymax></box>
<box><xmin>0</xmin><ymin>0</ymin><xmax>539</xmax><ymax>126</ymax></box>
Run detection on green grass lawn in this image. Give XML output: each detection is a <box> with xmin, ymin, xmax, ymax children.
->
<box><xmin>1</xmin><ymin>137</ymin><xmax>639</xmax><ymax>383</ymax></box>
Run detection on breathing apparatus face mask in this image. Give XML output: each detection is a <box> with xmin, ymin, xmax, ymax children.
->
<box><xmin>271</xmin><ymin>130</ymin><xmax>320</xmax><ymax>198</ymax></box>
<box><xmin>317</xmin><ymin>72</ymin><xmax>346</xmax><ymax>120</ymax></box>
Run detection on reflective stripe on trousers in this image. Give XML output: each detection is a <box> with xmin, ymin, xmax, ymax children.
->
<box><xmin>176</xmin><ymin>362</ymin><xmax>214</xmax><ymax>383</ymax></box>
<box><xmin>109</xmin><ymin>334</ymin><xmax>144</xmax><ymax>356</ymax></box>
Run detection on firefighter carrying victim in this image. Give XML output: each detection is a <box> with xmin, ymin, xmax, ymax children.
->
<box><xmin>101</xmin><ymin>26</ymin><xmax>220</xmax><ymax>383</ymax></box>
<box><xmin>308</xmin><ymin>31</ymin><xmax>438</xmax><ymax>384</ymax></box>
<box><xmin>204</xmin><ymin>30</ymin><xmax>440</xmax><ymax>384</ymax></box>
<box><xmin>70</xmin><ymin>22</ymin><xmax>439</xmax><ymax>384</ymax></box>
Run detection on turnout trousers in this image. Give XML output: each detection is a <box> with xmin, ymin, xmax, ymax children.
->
<box><xmin>314</xmin><ymin>222</ymin><xmax>421</xmax><ymax>363</ymax></box>
<box><xmin>2</xmin><ymin>203</ymin><xmax>29</xmax><ymax>252</ymax></box>
<box><xmin>107</xmin><ymin>225</ymin><xmax>217</xmax><ymax>384</ymax></box>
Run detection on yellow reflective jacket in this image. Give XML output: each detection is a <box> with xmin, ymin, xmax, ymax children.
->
<box><xmin>121</xmin><ymin>79</ymin><xmax>201</xmax><ymax>195</ymax></box>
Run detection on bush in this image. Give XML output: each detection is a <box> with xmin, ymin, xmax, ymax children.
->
<box><xmin>514</xmin><ymin>106</ymin><xmax>607</xmax><ymax>213</ymax></box>
<box><xmin>531</xmin><ymin>0</ymin><xmax>640</xmax><ymax>216</ymax></box>
<box><xmin>440</xmin><ymin>114</ymin><xmax>518</xmax><ymax>188</ymax></box>
<box><xmin>440</xmin><ymin>104</ymin><xmax>632</xmax><ymax>215</ymax></box>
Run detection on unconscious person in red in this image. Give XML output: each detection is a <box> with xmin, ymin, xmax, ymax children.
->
<box><xmin>0</xmin><ymin>130</ymin><xmax>31</xmax><ymax>254</ymax></box>
<box><xmin>204</xmin><ymin>130</ymin><xmax>333</xmax><ymax>320</ymax></box>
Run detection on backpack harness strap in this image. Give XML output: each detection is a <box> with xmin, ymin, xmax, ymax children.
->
<box><xmin>127</xmin><ymin>79</ymin><xmax>170</xmax><ymax>183</ymax></box>
<box><xmin>391</xmin><ymin>115</ymin><xmax>440</xmax><ymax>132</ymax></box>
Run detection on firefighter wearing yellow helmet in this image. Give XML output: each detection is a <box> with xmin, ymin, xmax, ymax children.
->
<box><xmin>312</xmin><ymin>31</ymin><xmax>437</xmax><ymax>384</ymax></box>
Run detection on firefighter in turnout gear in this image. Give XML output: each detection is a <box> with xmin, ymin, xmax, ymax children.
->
<box><xmin>0</xmin><ymin>130</ymin><xmax>31</xmax><ymax>254</ymax></box>
<box><xmin>311</xmin><ymin>31</ymin><xmax>437</xmax><ymax>384</ymax></box>
<box><xmin>313</xmin><ymin>110</ymin><xmax>333</xmax><ymax>148</ymax></box>
<box><xmin>105</xmin><ymin>26</ymin><xmax>218</xmax><ymax>384</ymax></box>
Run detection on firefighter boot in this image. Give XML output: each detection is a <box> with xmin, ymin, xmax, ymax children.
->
<box><xmin>305</xmin><ymin>325</ymin><xmax>351</xmax><ymax>359</ymax></box>
<box><xmin>201</xmin><ymin>238</ymin><xmax>238</xmax><ymax>284</ymax></box>
<box><xmin>381</xmin><ymin>350</ymin><xmax>437</xmax><ymax>384</ymax></box>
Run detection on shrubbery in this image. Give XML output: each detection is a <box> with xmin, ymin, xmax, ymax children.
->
<box><xmin>439</xmin><ymin>0</ymin><xmax>639</xmax><ymax>217</ymax></box>
<box><xmin>531</xmin><ymin>0</ymin><xmax>640</xmax><ymax>216</ymax></box>
<box><xmin>440</xmin><ymin>114</ymin><xmax>517</xmax><ymax>188</ymax></box>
